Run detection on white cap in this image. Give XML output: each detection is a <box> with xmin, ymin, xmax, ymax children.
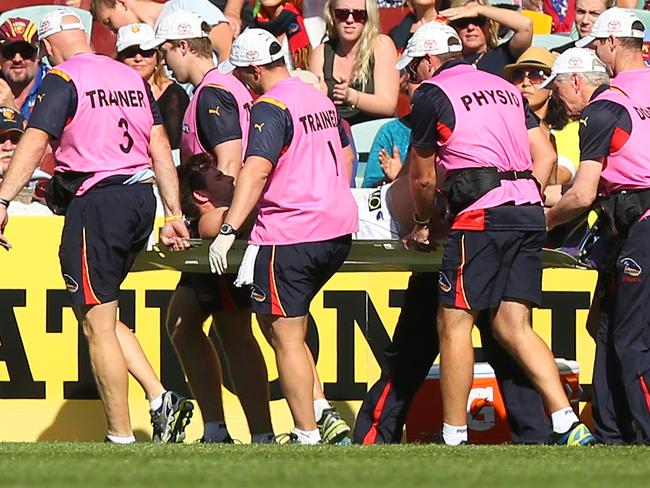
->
<box><xmin>38</xmin><ymin>8</ymin><xmax>85</xmax><ymax>40</ymax></box>
<box><xmin>395</xmin><ymin>21</ymin><xmax>462</xmax><ymax>71</ymax></box>
<box><xmin>538</xmin><ymin>47</ymin><xmax>608</xmax><ymax>88</ymax></box>
<box><xmin>218</xmin><ymin>28</ymin><xmax>284</xmax><ymax>74</ymax></box>
<box><xmin>575</xmin><ymin>7</ymin><xmax>645</xmax><ymax>47</ymax></box>
<box><xmin>141</xmin><ymin>10</ymin><xmax>208</xmax><ymax>50</ymax></box>
<box><xmin>116</xmin><ymin>23</ymin><xmax>156</xmax><ymax>53</ymax></box>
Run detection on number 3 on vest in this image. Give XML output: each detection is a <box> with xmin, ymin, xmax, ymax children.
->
<box><xmin>118</xmin><ymin>117</ymin><xmax>134</xmax><ymax>154</ymax></box>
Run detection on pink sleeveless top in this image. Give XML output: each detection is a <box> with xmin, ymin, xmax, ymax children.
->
<box><xmin>591</xmin><ymin>87</ymin><xmax>650</xmax><ymax>220</ymax></box>
<box><xmin>425</xmin><ymin>64</ymin><xmax>541</xmax><ymax>215</ymax></box>
<box><xmin>180</xmin><ymin>69</ymin><xmax>252</xmax><ymax>164</ymax></box>
<box><xmin>52</xmin><ymin>53</ymin><xmax>154</xmax><ymax>195</ymax></box>
<box><xmin>248</xmin><ymin>77</ymin><xmax>358</xmax><ymax>245</ymax></box>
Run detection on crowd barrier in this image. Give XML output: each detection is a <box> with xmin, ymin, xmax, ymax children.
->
<box><xmin>0</xmin><ymin>216</ymin><xmax>598</xmax><ymax>441</ymax></box>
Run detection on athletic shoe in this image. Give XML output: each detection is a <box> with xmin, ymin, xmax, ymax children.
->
<box><xmin>430</xmin><ymin>432</ymin><xmax>468</xmax><ymax>445</ymax></box>
<box><xmin>317</xmin><ymin>408</ymin><xmax>351</xmax><ymax>444</ymax></box>
<box><xmin>150</xmin><ymin>391</ymin><xmax>194</xmax><ymax>443</ymax></box>
<box><xmin>548</xmin><ymin>422</ymin><xmax>596</xmax><ymax>446</ymax></box>
<box><xmin>197</xmin><ymin>435</ymin><xmax>237</xmax><ymax>444</ymax></box>
<box><xmin>104</xmin><ymin>436</ymin><xmax>136</xmax><ymax>444</ymax></box>
<box><xmin>272</xmin><ymin>432</ymin><xmax>300</xmax><ymax>444</ymax></box>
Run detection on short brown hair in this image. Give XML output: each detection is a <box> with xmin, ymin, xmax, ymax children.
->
<box><xmin>90</xmin><ymin>0</ymin><xmax>116</xmax><ymax>18</ymax></box>
<box><xmin>168</xmin><ymin>23</ymin><xmax>213</xmax><ymax>58</ymax></box>
<box><xmin>178</xmin><ymin>153</ymin><xmax>235</xmax><ymax>219</ymax></box>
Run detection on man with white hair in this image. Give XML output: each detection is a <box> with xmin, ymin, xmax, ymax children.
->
<box><xmin>404</xmin><ymin>21</ymin><xmax>594</xmax><ymax>446</ymax></box>
<box><xmin>544</xmin><ymin>47</ymin><xmax>650</xmax><ymax>444</ymax></box>
<box><xmin>0</xmin><ymin>8</ymin><xmax>193</xmax><ymax>444</ymax></box>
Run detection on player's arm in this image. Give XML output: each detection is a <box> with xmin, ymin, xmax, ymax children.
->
<box><xmin>337</xmin><ymin>115</ymin><xmax>354</xmax><ymax>183</ymax></box>
<box><xmin>0</xmin><ymin>69</ymin><xmax>75</xmax><ymax>202</ymax></box>
<box><xmin>196</xmin><ymin>86</ymin><xmax>243</xmax><ymax>180</ymax></box>
<box><xmin>222</xmin><ymin>99</ymin><xmax>292</xmax><ymax>232</ymax></box>
<box><xmin>546</xmin><ymin>101</ymin><xmax>624</xmax><ymax>229</ymax></box>
<box><xmin>525</xmin><ymin>106</ymin><xmax>555</xmax><ymax>192</ymax></box>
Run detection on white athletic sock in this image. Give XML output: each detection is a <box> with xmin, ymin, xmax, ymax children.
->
<box><xmin>204</xmin><ymin>421</ymin><xmax>230</xmax><ymax>442</ymax></box>
<box><xmin>551</xmin><ymin>407</ymin><xmax>579</xmax><ymax>434</ymax></box>
<box><xmin>442</xmin><ymin>423</ymin><xmax>468</xmax><ymax>446</ymax></box>
<box><xmin>314</xmin><ymin>398</ymin><xmax>331</xmax><ymax>422</ymax></box>
<box><xmin>293</xmin><ymin>428</ymin><xmax>321</xmax><ymax>445</ymax></box>
<box><xmin>251</xmin><ymin>432</ymin><xmax>275</xmax><ymax>444</ymax></box>
<box><xmin>106</xmin><ymin>434</ymin><xmax>136</xmax><ymax>444</ymax></box>
<box><xmin>150</xmin><ymin>390</ymin><xmax>166</xmax><ymax>412</ymax></box>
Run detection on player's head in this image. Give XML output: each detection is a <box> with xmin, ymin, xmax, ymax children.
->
<box><xmin>218</xmin><ymin>28</ymin><xmax>287</xmax><ymax>94</ymax></box>
<box><xmin>539</xmin><ymin>48</ymin><xmax>609</xmax><ymax>117</ymax></box>
<box><xmin>0</xmin><ymin>18</ymin><xmax>40</xmax><ymax>87</ymax></box>
<box><xmin>144</xmin><ymin>10</ymin><xmax>212</xmax><ymax>84</ymax></box>
<box><xmin>91</xmin><ymin>0</ymin><xmax>140</xmax><ymax>32</ymax></box>
<box><xmin>178</xmin><ymin>153</ymin><xmax>235</xmax><ymax>221</ymax></box>
<box><xmin>575</xmin><ymin>8</ymin><xmax>645</xmax><ymax>73</ymax></box>
<box><xmin>0</xmin><ymin>107</ymin><xmax>24</xmax><ymax>175</ymax></box>
<box><xmin>395</xmin><ymin>21</ymin><xmax>462</xmax><ymax>85</ymax></box>
<box><xmin>38</xmin><ymin>8</ymin><xmax>88</xmax><ymax>66</ymax></box>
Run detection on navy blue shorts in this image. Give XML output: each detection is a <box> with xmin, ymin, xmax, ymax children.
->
<box><xmin>250</xmin><ymin>235</ymin><xmax>352</xmax><ymax>317</ymax></box>
<box><xmin>59</xmin><ymin>183</ymin><xmax>155</xmax><ymax>305</ymax></box>
<box><xmin>176</xmin><ymin>272</ymin><xmax>251</xmax><ymax>314</ymax></box>
<box><xmin>438</xmin><ymin>229</ymin><xmax>545</xmax><ymax>310</ymax></box>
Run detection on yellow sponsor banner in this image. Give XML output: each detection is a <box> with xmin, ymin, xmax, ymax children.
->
<box><xmin>0</xmin><ymin>217</ymin><xmax>597</xmax><ymax>441</ymax></box>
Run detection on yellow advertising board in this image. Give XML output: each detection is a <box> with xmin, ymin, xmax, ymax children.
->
<box><xmin>0</xmin><ymin>217</ymin><xmax>598</xmax><ymax>442</ymax></box>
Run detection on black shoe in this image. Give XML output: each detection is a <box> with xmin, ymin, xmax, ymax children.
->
<box><xmin>197</xmin><ymin>434</ymin><xmax>235</xmax><ymax>444</ymax></box>
<box><xmin>431</xmin><ymin>432</ymin><xmax>468</xmax><ymax>445</ymax></box>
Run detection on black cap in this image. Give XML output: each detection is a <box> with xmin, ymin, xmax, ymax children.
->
<box><xmin>0</xmin><ymin>107</ymin><xmax>25</xmax><ymax>135</ymax></box>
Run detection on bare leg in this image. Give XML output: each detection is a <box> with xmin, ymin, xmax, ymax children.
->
<box><xmin>167</xmin><ymin>286</ymin><xmax>225</xmax><ymax>423</ymax></box>
<box><xmin>491</xmin><ymin>300</ymin><xmax>569</xmax><ymax>413</ymax></box>
<box><xmin>438</xmin><ymin>305</ymin><xmax>478</xmax><ymax>426</ymax></box>
<box><xmin>216</xmin><ymin>309</ymin><xmax>273</xmax><ymax>435</ymax></box>
<box><xmin>115</xmin><ymin>320</ymin><xmax>165</xmax><ymax>401</ymax></box>
<box><xmin>305</xmin><ymin>344</ymin><xmax>326</xmax><ymax>401</ymax></box>
<box><xmin>258</xmin><ymin>314</ymin><xmax>317</xmax><ymax>431</ymax></box>
<box><xmin>75</xmin><ymin>301</ymin><xmax>132</xmax><ymax>436</ymax></box>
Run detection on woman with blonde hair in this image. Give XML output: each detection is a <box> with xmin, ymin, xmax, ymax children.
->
<box><xmin>441</xmin><ymin>0</ymin><xmax>533</xmax><ymax>76</ymax></box>
<box><xmin>309</xmin><ymin>0</ymin><xmax>399</xmax><ymax>125</ymax></box>
<box><xmin>115</xmin><ymin>23</ymin><xmax>189</xmax><ymax>150</ymax></box>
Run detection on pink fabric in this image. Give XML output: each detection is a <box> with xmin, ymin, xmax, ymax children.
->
<box><xmin>425</xmin><ymin>64</ymin><xmax>541</xmax><ymax>215</ymax></box>
<box><xmin>248</xmin><ymin>77</ymin><xmax>358</xmax><ymax>245</ymax></box>
<box><xmin>52</xmin><ymin>53</ymin><xmax>153</xmax><ymax>194</ymax></box>
<box><xmin>180</xmin><ymin>69</ymin><xmax>252</xmax><ymax>163</ymax></box>
<box><xmin>592</xmin><ymin>88</ymin><xmax>650</xmax><ymax>198</ymax></box>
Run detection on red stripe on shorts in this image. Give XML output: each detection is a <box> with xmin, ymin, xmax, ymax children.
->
<box><xmin>81</xmin><ymin>228</ymin><xmax>100</xmax><ymax>305</ymax></box>
<box><xmin>454</xmin><ymin>234</ymin><xmax>470</xmax><ymax>309</ymax></box>
<box><xmin>269</xmin><ymin>246</ymin><xmax>286</xmax><ymax>316</ymax></box>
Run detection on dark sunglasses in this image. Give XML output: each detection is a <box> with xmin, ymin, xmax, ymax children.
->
<box><xmin>450</xmin><ymin>15</ymin><xmax>487</xmax><ymax>29</ymax></box>
<box><xmin>511</xmin><ymin>68</ymin><xmax>549</xmax><ymax>85</ymax></box>
<box><xmin>0</xmin><ymin>132</ymin><xmax>21</xmax><ymax>144</ymax></box>
<box><xmin>405</xmin><ymin>56</ymin><xmax>424</xmax><ymax>83</ymax></box>
<box><xmin>333</xmin><ymin>8</ymin><xmax>368</xmax><ymax>23</ymax></box>
<box><xmin>0</xmin><ymin>43</ymin><xmax>38</xmax><ymax>61</ymax></box>
<box><xmin>118</xmin><ymin>46</ymin><xmax>157</xmax><ymax>59</ymax></box>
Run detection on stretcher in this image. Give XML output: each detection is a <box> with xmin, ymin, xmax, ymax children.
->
<box><xmin>131</xmin><ymin>240</ymin><xmax>589</xmax><ymax>273</ymax></box>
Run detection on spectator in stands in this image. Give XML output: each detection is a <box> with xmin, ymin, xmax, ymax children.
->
<box><xmin>90</xmin><ymin>0</ymin><xmax>233</xmax><ymax>62</ymax></box>
<box><xmin>441</xmin><ymin>0</ymin><xmax>533</xmax><ymax>76</ymax></box>
<box><xmin>361</xmin><ymin>81</ymin><xmax>418</xmax><ymax>188</ymax></box>
<box><xmin>389</xmin><ymin>0</ymin><xmax>450</xmax><ymax>52</ymax></box>
<box><xmin>0</xmin><ymin>107</ymin><xmax>23</xmax><ymax>178</ymax></box>
<box><xmin>254</xmin><ymin>0</ymin><xmax>312</xmax><ymax>69</ymax></box>
<box><xmin>309</xmin><ymin>0</ymin><xmax>400</xmax><ymax>125</ymax></box>
<box><xmin>0</xmin><ymin>18</ymin><xmax>48</xmax><ymax>120</ymax></box>
<box><xmin>115</xmin><ymin>23</ymin><xmax>189</xmax><ymax>151</ymax></box>
<box><xmin>505</xmin><ymin>47</ymin><xmax>579</xmax><ymax>185</ymax></box>
<box><xmin>553</xmin><ymin>0</ymin><xmax>613</xmax><ymax>53</ymax></box>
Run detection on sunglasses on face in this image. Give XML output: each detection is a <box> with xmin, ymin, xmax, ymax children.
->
<box><xmin>406</xmin><ymin>56</ymin><xmax>424</xmax><ymax>83</ymax></box>
<box><xmin>118</xmin><ymin>46</ymin><xmax>157</xmax><ymax>60</ymax></box>
<box><xmin>511</xmin><ymin>68</ymin><xmax>549</xmax><ymax>85</ymax></box>
<box><xmin>450</xmin><ymin>15</ymin><xmax>487</xmax><ymax>30</ymax></box>
<box><xmin>0</xmin><ymin>132</ymin><xmax>21</xmax><ymax>145</ymax></box>
<box><xmin>0</xmin><ymin>43</ymin><xmax>37</xmax><ymax>61</ymax></box>
<box><xmin>333</xmin><ymin>8</ymin><xmax>368</xmax><ymax>23</ymax></box>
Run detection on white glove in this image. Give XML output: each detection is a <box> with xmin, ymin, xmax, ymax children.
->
<box><xmin>209</xmin><ymin>233</ymin><xmax>236</xmax><ymax>274</ymax></box>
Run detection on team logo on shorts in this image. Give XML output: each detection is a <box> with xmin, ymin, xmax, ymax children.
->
<box><xmin>438</xmin><ymin>272</ymin><xmax>452</xmax><ymax>293</ymax></box>
<box><xmin>250</xmin><ymin>284</ymin><xmax>267</xmax><ymax>302</ymax></box>
<box><xmin>620</xmin><ymin>257</ymin><xmax>642</xmax><ymax>277</ymax></box>
<box><xmin>63</xmin><ymin>274</ymin><xmax>79</xmax><ymax>293</ymax></box>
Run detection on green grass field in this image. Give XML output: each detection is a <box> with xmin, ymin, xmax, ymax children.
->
<box><xmin>1</xmin><ymin>443</ymin><xmax>649</xmax><ymax>487</ymax></box>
